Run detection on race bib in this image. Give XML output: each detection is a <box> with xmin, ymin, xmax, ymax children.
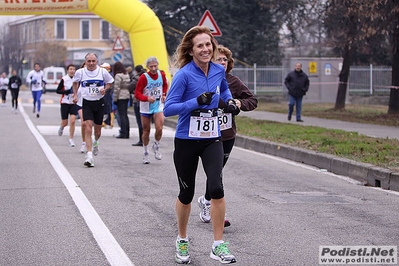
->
<box><xmin>11</xmin><ymin>82</ymin><xmax>18</xmax><ymax>89</ymax></box>
<box><xmin>82</xmin><ymin>80</ymin><xmax>103</xmax><ymax>97</ymax></box>
<box><xmin>149</xmin><ymin>87</ymin><xmax>162</xmax><ymax>100</ymax></box>
<box><xmin>218</xmin><ymin>111</ymin><xmax>232</xmax><ymax>131</ymax></box>
<box><xmin>189</xmin><ymin>109</ymin><xmax>219</xmax><ymax>138</ymax></box>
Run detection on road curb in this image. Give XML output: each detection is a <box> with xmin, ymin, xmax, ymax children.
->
<box><xmin>164</xmin><ymin>118</ymin><xmax>399</xmax><ymax>192</ymax></box>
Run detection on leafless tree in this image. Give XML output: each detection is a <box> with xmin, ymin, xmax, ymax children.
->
<box><xmin>0</xmin><ymin>23</ymin><xmax>26</xmax><ymax>74</ymax></box>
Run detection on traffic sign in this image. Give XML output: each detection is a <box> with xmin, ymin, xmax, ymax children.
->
<box><xmin>112</xmin><ymin>36</ymin><xmax>124</xmax><ymax>51</ymax></box>
<box><xmin>112</xmin><ymin>52</ymin><xmax>124</xmax><ymax>63</ymax></box>
<box><xmin>309</xmin><ymin>61</ymin><xmax>317</xmax><ymax>74</ymax></box>
<box><xmin>324</xmin><ymin>63</ymin><xmax>332</xmax><ymax>75</ymax></box>
<box><xmin>198</xmin><ymin>10</ymin><xmax>222</xmax><ymax>36</ymax></box>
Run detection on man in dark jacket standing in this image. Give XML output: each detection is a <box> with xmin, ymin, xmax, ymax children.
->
<box><xmin>284</xmin><ymin>62</ymin><xmax>310</xmax><ymax>122</ymax></box>
<box><xmin>129</xmin><ymin>65</ymin><xmax>146</xmax><ymax>146</ymax></box>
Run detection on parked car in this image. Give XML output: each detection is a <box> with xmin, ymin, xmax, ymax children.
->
<box><xmin>42</xmin><ymin>66</ymin><xmax>65</xmax><ymax>93</ymax></box>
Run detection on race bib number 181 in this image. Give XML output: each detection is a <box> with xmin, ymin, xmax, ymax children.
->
<box><xmin>189</xmin><ymin>115</ymin><xmax>218</xmax><ymax>138</ymax></box>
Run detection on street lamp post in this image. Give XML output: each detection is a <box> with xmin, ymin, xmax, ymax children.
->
<box><xmin>21</xmin><ymin>59</ymin><xmax>28</xmax><ymax>84</ymax></box>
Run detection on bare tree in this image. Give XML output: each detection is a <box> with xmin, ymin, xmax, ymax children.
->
<box><xmin>0</xmin><ymin>23</ymin><xmax>26</xmax><ymax>74</ymax></box>
<box><xmin>324</xmin><ymin>1</ymin><xmax>389</xmax><ymax>110</ymax></box>
<box><xmin>34</xmin><ymin>42</ymin><xmax>68</xmax><ymax>67</ymax></box>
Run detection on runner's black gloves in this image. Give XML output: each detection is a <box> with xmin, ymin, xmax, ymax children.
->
<box><xmin>197</xmin><ymin>92</ymin><xmax>215</xmax><ymax>105</ymax></box>
<box><xmin>226</xmin><ymin>99</ymin><xmax>240</xmax><ymax>115</ymax></box>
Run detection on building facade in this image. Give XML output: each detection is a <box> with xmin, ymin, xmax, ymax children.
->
<box><xmin>9</xmin><ymin>13</ymin><xmax>131</xmax><ymax>76</ymax></box>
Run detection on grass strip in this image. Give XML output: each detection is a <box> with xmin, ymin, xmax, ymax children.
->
<box><xmin>235</xmin><ymin>116</ymin><xmax>399</xmax><ymax>171</ymax></box>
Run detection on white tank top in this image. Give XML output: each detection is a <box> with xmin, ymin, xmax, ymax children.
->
<box><xmin>60</xmin><ymin>75</ymin><xmax>74</xmax><ymax>104</ymax></box>
<box><xmin>73</xmin><ymin>66</ymin><xmax>114</xmax><ymax>101</ymax></box>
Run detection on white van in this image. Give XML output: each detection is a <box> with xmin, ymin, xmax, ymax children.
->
<box><xmin>43</xmin><ymin>66</ymin><xmax>66</xmax><ymax>93</ymax></box>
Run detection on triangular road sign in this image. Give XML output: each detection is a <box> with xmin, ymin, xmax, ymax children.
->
<box><xmin>112</xmin><ymin>36</ymin><xmax>124</xmax><ymax>51</ymax></box>
<box><xmin>198</xmin><ymin>10</ymin><xmax>222</xmax><ymax>37</ymax></box>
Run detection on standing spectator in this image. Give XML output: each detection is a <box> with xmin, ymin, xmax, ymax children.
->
<box><xmin>26</xmin><ymin>63</ymin><xmax>45</xmax><ymax>118</ymax></box>
<box><xmin>0</xmin><ymin>72</ymin><xmax>9</xmax><ymax>107</ymax></box>
<box><xmin>101</xmin><ymin>62</ymin><xmax>114</xmax><ymax>129</ymax></box>
<box><xmin>129</xmin><ymin>65</ymin><xmax>146</xmax><ymax>146</ymax></box>
<box><xmin>8</xmin><ymin>70</ymin><xmax>22</xmax><ymax>114</ymax></box>
<box><xmin>284</xmin><ymin>62</ymin><xmax>309</xmax><ymax>122</ymax></box>
<box><xmin>197</xmin><ymin>45</ymin><xmax>258</xmax><ymax>228</ymax></box>
<box><xmin>134</xmin><ymin>57</ymin><xmax>168</xmax><ymax>164</ymax></box>
<box><xmin>56</xmin><ymin>64</ymin><xmax>78</xmax><ymax>147</ymax></box>
<box><xmin>126</xmin><ymin>66</ymin><xmax>134</xmax><ymax>107</ymax></box>
<box><xmin>72</xmin><ymin>53</ymin><xmax>114</xmax><ymax>167</ymax></box>
<box><xmin>163</xmin><ymin>26</ymin><xmax>237</xmax><ymax>264</ymax></box>
<box><xmin>126</xmin><ymin>66</ymin><xmax>134</xmax><ymax>81</ymax></box>
<box><xmin>112</xmin><ymin>62</ymin><xmax>131</xmax><ymax>139</ymax></box>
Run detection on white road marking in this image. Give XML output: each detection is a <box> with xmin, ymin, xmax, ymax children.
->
<box><xmin>235</xmin><ymin>146</ymin><xmax>366</xmax><ymax>186</ymax></box>
<box><xmin>19</xmin><ymin>104</ymin><xmax>135</xmax><ymax>266</ymax></box>
<box><xmin>36</xmin><ymin>125</ymin><xmax>176</xmax><ymax>138</ymax></box>
<box><xmin>238</xmin><ymin>148</ymin><xmax>398</xmax><ymax>196</ymax></box>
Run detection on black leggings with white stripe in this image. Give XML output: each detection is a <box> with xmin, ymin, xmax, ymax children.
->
<box><xmin>173</xmin><ymin>137</ymin><xmax>224</xmax><ymax>205</ymax></box>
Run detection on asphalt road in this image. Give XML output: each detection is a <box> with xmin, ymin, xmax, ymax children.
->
<box><xmin>0</xmin><ymin>90</ymin><xmax>398</xmax><ymax>266</ymax></box>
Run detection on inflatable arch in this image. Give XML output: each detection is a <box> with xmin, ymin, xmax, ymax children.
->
<box><xmin>0</xmin><ymin>0</ymin><xmax>171</xmax><ymax>79</ymax></box>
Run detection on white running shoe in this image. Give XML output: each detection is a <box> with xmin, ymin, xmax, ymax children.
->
<box><xmin>80</xmin><ymin>142</ymin><xmax>87</xmax><ymax>153</ymax></box>
<box><xmin>84</xmin><ymin>155</ymin><xmax>94</xmax><ymax>167</ymax></box>
<box><xmin>198</xmin><ymin>196</ymin><xmax>211</xmax><ymax>223</ymax></box>
<box><xmin>142</xmin><ymin>152</ymin><xmax>150</xmax><ymax>164</ymax></box>
<box><xmin>175</xmin><ymin>238</ymin><xmax>190</xmax><ymax>264</ymax></box>
<box><xmin>58</xmin><ymin>127</ymin><xmax>63</xmax><ymax>136</ymax></box>
<box><xmin>210</xmin><ymin>242</ymin><xmax>236</xmax><ymax>264</ymax></box>
<box><xmin>68</xmin><ymin>139</ymin><xmax>75</xmax><ymax>147</ymax></box>
<box><xmin>152</xmin><ymin>143</ymin><xmax>162</xmax><ymax>160</ymax></box>
<box><xmin>93</xmin><ymin>140</ymin><xmax>99</xmax><ymax>156</ymax></box>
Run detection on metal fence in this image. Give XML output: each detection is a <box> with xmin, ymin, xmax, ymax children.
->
<box><xmin>231</xmin><ymin>65</ymin><xmax>392</xmax><ymax>96</ymax></box>
<box><xmin>231</xmin><ymin>66</ymin><xmax>286</xmax><ymax>95</ymax></box>
<box><xmin>348</xmin><ymin>65</ymin><xmax>392</xmax><ymax>95</ymax></box>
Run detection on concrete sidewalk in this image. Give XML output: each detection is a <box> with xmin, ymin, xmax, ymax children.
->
<box><xmin>164</xmin><ymin>111</ymin><xmax>399</xmax><ymax>192</ymax></box>
<box><xmin>240</xmin><ymin>111</ymin><xmax>399</xmax><ymax>140</ymax></box>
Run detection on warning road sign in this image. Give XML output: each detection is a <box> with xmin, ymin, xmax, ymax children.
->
<box><xmin>309</xmin><ymin>61</ymin><xmax>317</xmax><ymax>74</ymax></box>
<box><xmin>112</xmin><ymin>36</ymin><xmax>124</xmax><ymax>51</ymax></box>
<box><xmin>198</xmin><ymin>10</ymin><xmax>222</xmax><ymax>36</ymax></box>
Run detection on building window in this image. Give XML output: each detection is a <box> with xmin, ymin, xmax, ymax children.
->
<box><xmin>101</xmin><ymin>20</ymin><xmax>110</xmax><ymax>40</ymax></box>
<box><xmin>81</xmin><ymin>20</ymin><xmax>90</xmax><ymax>40</ymax></box>
<box><xmin>55</xmin><ymin>20</ymin><xmax>65</xmax><ymax>39</ymax></box>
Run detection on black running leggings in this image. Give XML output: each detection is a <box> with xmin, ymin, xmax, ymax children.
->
<box><xmin>1</xmin><ymin>89</ymin><xmax>7</xmax><ymax>101</ymax></box>
<box><xmin>204</xmin><ymin>138</ymin><xmax>235</xmax><ymax>201</ymax></box>
<box><xmin>174</xmin><ymin>138</ymin><xmax>224</xmax><ymax>205</ymax></box>
<box><xmin>10</xmin><ymin>89</ymin><xmax>19</xmax><ymax>109</ymax></box>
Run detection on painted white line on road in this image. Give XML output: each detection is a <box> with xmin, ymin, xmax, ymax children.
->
<box><xmin>22</xmin><ymin>102</ymin><xmax>59</xmax><ymax>108</ymax></box>
<box><xmin>235</xmin><ymin>146</ymin><xmax>366</xmax><ymax>186</ymax></box>
<box><xmin>36</xmin><ymin>125</ymin><xmax>176</xmax><ymax>138</ymax></box>
<box><xmin>19</xmin><ymin>104</ymin><xmax>134</xmax><ymax>266</ymax></box>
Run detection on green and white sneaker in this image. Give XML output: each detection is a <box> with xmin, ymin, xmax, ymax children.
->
<box><xmin>210</xmin><ymin>242</ymin><xmax>236</xmax><ymax>264</ymax></box>
<box><xmin>175</xmin><ymin>239</ymin><xmax>190</xmax><ymax>264</ymax></box>
<box><xmin>93</xmin><ymin>140</ymin><xmax>99</xmax><ymax>156</ymax></box>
